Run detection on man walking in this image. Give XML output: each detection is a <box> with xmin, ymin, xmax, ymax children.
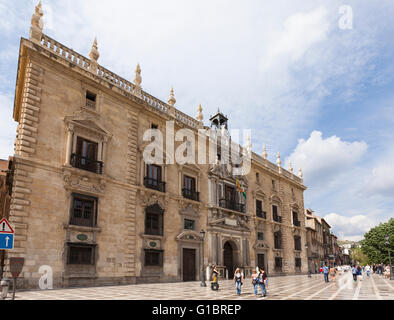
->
<box><xmin>366</xmin><ymin>264</ymin><xmax>371</xmax><ymax>278</ymax></box>
<box><xmin>323</xmin><ymin>264</ymin><xmax>329</xmax><ymax>283</ymax></box>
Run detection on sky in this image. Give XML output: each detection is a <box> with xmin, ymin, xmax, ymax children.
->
<box><xmin>0</xmin><ymin>0</ymin><xmax>393</xmax><ymax>241</ymax></box>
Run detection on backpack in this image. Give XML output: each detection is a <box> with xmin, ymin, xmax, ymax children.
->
<box><xmin>252</xmin><ymin>276</ymin><xmax>259</xmax><ymax>285</ymax></box>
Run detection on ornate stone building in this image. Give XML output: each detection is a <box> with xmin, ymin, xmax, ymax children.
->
<box><xmin>5</xmin><ymin>2</ymin><xmax>308</xmax><ymax>289</ymax></box>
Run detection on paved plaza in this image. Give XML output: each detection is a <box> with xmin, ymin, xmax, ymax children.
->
<box><xmin>7</xmin><ymin>272</ymin><xmax>394</xmax><ymax>300</ymax></box>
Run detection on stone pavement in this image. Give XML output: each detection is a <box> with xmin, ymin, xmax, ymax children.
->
<box><xmin>8</xmin><ymin>272</ymin><xmax>394</xmax><ymax>300</ymax></box>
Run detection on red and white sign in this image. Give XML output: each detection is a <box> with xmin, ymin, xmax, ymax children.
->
<box><xmin>0</xmin><ymin>218</ymin><xmax>14</xmax><ymax>234</ymax></box>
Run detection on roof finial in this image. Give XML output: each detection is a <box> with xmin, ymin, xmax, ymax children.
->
<box><xmin>88</xmin><ymin>37</ymin><xmax>99</xmax><ymax>73</ymax></box>
<box><xmin>89</xmin><ymin>37</ymin><xmax>100</xmax><ymax>61</ymax></box>
<box><xmin>298</xmin><ymin>168</ymin><xmax>303</xmax><ymax>179</ymax></box>
<box><xmin>168</xmin><ymin>87</ymin><xmax>176</xmax><ymax>107</ymax></box>
<box><xmin>133</xmin><ymin>63</ymin><xmax>142</xmax><ymax>97</ymax></box>
<box><xmin>263</xmin><ymin>145</ymin><xmax>268</xmax><ymax>160</ymax></box>
<box><xmin>246</xmin><ymin>135</ymin><xmax>252</xmax><ymax>154</ymax></box>
<box><xmin>277</xmin><ymin>152</ymin><xmax>282</xmax><ymax>173</ymax></box>
<box><xmin>196</xmin><ymin>104</ymin><xmax>204</xmax><ymax>122</ymax></box>
<box><xmin>288</xmin><ymin>161</ymin><xmax>293</xmax><ymax>174</ymax></box>
<box><xmin>30</xmin><ymin>1</ymin><xmax>44</xmax><ymax>44</ymax></box>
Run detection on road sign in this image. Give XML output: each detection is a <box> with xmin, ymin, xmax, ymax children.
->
<box><xmin>0</xmin><ymin>234</ymin><xmax>14</xmax><ymax>250</ymax></box>
<box><xmin>0</xmin><ymin>219</ymin><xmax>15</xmax><ymax>250</ymax></box>
<box><xmin>0</xmin><ymin>219</ymin><xmax>14</xmax><ymax>234</ymax></box>
<box><xmin>10</xmin><ymin>257</ymin><xmax>24</xmax><ymax>279</ymax></box>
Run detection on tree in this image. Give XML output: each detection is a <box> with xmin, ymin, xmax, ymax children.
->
<box><xmin>350</xmin><ymin>246</ymin><xmax>369</xmax><ymax>265</ymax></box>
<box><xmin>361</xmin><ymin>218</ymin><xmax>394</xmax><ymax>264</ymax></box>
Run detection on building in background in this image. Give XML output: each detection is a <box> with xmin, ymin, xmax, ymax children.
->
<box><xmin>5</xmin><ymin>3</ymin><xmax>308</xmax><ymax>289</ymax></box>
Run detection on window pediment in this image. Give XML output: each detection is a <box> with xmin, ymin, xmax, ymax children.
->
<box><xmin>65</xmin><ymin>114</ymin><xmax>112</xmax><ymax>140</ymax></box>
<box><xmin>176</xmin><ymin>230</ymin><xmax>203</xmax><ymax>242</ymax></box>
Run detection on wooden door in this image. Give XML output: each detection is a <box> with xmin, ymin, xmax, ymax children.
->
<box><xmin>257</xmin><ymin>254</ymin><xmax>265</xmax><ymax>270</ymax></box>
<box><xmin>223</xmin><ymin>242</ymin><xmax>234</xmax><ymax>279</ymax></box>
<box><xmin>183</xmin><ymin>248</ymin><xmax>196</xmax><ymax>282</ymax></box>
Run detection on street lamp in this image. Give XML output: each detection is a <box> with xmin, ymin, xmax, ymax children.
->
<box><xmin>385</xmin><ymin>234</ymin><xmax>392</xmax><ymax>280</ymax></box>
<box><xmin>200</xmin><ymin>229</ymin><xmax>207</xmax><ymax>287</ymax></box>
<box><xmin>305</xmin><ymin>242</ymin><xmax>311</xmax><ymax>278</ymax></box>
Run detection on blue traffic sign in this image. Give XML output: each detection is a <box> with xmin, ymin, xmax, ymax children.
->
<box><xmin>0</xmin><ymin>233</ymin><xmax>14</xmax><ymax>250</ymax></box>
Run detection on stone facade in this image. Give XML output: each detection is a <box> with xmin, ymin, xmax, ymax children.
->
<box><xmin>5</xmin><ymin>3</ymin><xmax>309</xmax><ymax>289</ymax></box>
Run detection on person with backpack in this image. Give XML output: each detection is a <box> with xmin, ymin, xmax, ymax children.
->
<box><xmin>352</xmin><ymin>265</ymin><xmax>358</xmax><ymax>281</ymax></box>
<box><xmin>323</xmin><ymin>264</ymin><xmax>329</xmax><ymax>283</ymax></box>
<box><xmin>234</xmin><ymin>268</ymin><xmax>243</xmax><ymax>295</ymax></box>
<box><xmin>329</xmin><ymin>265</ymin><xmax>337</xmax><ymax>282</ymax></box>
<box><xmin>258</xmin><ymin>267</ymin><xmax>267</xmax><ymax>297</ymax></box>
<box><xmin>251</xmin><ymin>270</ymin><xmax>259</xmax><ymax>296</ymax></box>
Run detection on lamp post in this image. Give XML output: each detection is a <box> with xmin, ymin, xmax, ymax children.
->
<box><xmin>385</xmin><ymin>234</ymin><xmax>392</xmax><ymax>280</ymax></box>
<box><xmin>200</xmin><ymin>229</ymin><xmax>207</xmax><ymax>287</ymax></box>
<box><xmin>305</xmin><ymin>242</ymin><xmax>311</xmax><ymax>278</ymax></box>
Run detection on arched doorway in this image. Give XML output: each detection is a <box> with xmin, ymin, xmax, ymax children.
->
<box><xmin>223</xmin><ymin>241</ymin><xmax>235</xmax><ymax>279</ymax></box>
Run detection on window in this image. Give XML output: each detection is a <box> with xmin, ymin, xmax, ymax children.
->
<box><xmin>274</xmin><ymin>231</ymin><xmax>282</xmax><ymax>249</ymax></box>
<box><xmin>295</xmin><ymin>258</ymin><xmax>302</xmax><ymax>269</ymax></box>
<box><xmin>257</xmin><ymin>232</ymin><xmax>264</xmax><ymax>241</ymax></box>
<box><xmin>71</xmin><ymin>137</ymin><xmax>102</xmax><ymax>174</ymax></box>
<box><xmin>275</xmin><ymin>257</ymin><xmax>282</xmax><ymax>271</ymax></box>
<box><xmin>272</xmin><ymin>180</ymin><xmax>276</xmax><ymax>189</ymax></box>
<box><xmin>293</xmin><ymin>211</ymin><xmax>300</xmax><ymax>226</ymax></box>
<box><xmin>183</xmin><ymin>175</ymin><xmax>198</xmax><ymax>201</ymax></box>
<box><xmin>184</xmin><ymin>219</ymin><xmax>195</xmax><ymax>231</ymax></box>
<box><xmin>256</xmin><ymin>200</ymin><xmax>266</xmax><ymax>219</ymax></box>
<box><xmin>145</xmin><ymin>250</ymin><xmax>163</xmax><ymax>266</ymax></box>
<box><xmin>85</xmin><ymin>91</ymin><xmax>97</xmax><ymax>109</ymax></box>
<box><xmin>67</xmin><ymin>244</ymin><xmax>95</xmax><ymax>265</ymax></box>
<box><xmin>273</xmin><ymin>205</ymin><xmax>281</xmax><ymax>222</ymax></box>
<box><xmin>294</xmin><ymin>236</ymin><xmax>302</xmax><ymax>251</ymax></box>
<box><xmin>70</xmin><ymin>194</ymin><xmax>97</xmax><ymax>227</ymax></box>
<box><xmin>256</xmin><ymin>172</ymin><xmax>260</xmax><ymax>182</ymax></box>
<box><xmin>145</xmin><ymin>204</ymin><xmax>164</xmax><ymax>236</ymax></box>
<box><xmin>145</xmin><ymin>165</ymin><xmax>165</xmax><ymax>192</ymax></box>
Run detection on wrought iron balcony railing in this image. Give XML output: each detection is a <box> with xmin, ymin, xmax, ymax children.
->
<box><xmin>70</xmin><ymin>153</ymin><xmax>103</xmax><ymax>175</ymax></box>
<box><xmin>293</xmin><ymin>220</ymin><xmax>301</xmax><ymax>227</ymax></box>
<box><xmin>182</xmin><ymin>188</ymin><xmax>200</xmax><ymax>202</ymax></box>
<box><xmin>256</xmin><ymin>210</ymin><xmax>267</xmax><ymax>219</ymax></box>
<box><xmin>144</xmin><ymin>177</ymin><xmax>166</xmax><ymax>193</ymax></box>
<box><xmin>219</xmin><ymin>199</ymin><xmax>246</xmax><ymax>213</ymax></box>
<box><xmin>273</xmin><ymin>214</ymin><xmax>282</xmax><ymax>223</ymax></box>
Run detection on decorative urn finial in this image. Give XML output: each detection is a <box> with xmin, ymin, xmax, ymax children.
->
<box><xmin>133</xmin><ymin>64</ymin><xmax>142</xmax><ymax>97</ymax></box>
<box><xmin>196</xmin><ymin>104</ymin><xmax>203</xmax><ymax>122</ymax></box>
<box><xmin>168</xmin><ymin>87</ymin><xmax>176</xmax><ymax>107</ymax></box>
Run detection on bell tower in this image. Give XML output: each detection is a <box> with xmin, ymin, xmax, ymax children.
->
<box><xmin>209</xmin><ymin>109</ymin><xmax>228</xmax><ymax>130</ymax></box>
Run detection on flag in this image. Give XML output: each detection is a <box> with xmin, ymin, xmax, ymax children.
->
<box><xmin>236</xmin><ymin>179</ymin><xmax>247</xmax><ymax>200</ymax></box>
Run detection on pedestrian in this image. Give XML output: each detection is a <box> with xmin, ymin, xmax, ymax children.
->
<box><xmin>378</xmin><ymin>264</ymin><xmax>383</xmax><ymax>276</ymax></box>
<box><xmin>366</xmin><ymin>264</ymin><xmax>371</xmax><ymax>278</ymax></box>
<box><xmin>319</xmin><ymin>266</ymin><xmax>323</xmax><ymax>274</ymax></box>
<box><xmin>258</xmin><ymin>267</ymin><xmax>267</xmax><ymax>297</ymax></box>
<box><xmin>234</xmin><ymin>268</ymin><xmax>243</xmax><ymax>295</ymax></box>
<box><xmin>330</xmin><ymin>265</ymin><xmax>337</xmax><ymax>282</ymax></box>
<box><xmin>352</xmin><ymin>265</ymin><xmax>358</xmax><ymax>282</ymax></box>
<box><xmin>251</xmin><ymin>270</ymin><xmax>259</xmax><ymax>296</ymax></box>
<box><xmin>323</xmin><ymin>264</ymin><xmax>329</xmax><ymax>283</ymax></box>
<box><xmin>357</xmin><ymin>265</ymin><xmax>362</xmax><ymax>281</ymax></box>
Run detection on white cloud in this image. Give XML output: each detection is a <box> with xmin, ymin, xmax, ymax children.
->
<box><xmin>362</xmin><ymin>157</ymin><xmax>394</xmax><ymax>198</ymax></box>
<box><xmin>286</xmin><ymin>131</ymin><xmax>367</xmax><ymax>187</ymax></box>
<box><xmin>324</xmin><ymin>213</ymin><xmax>376</xmax><ymax>241</ymax></box>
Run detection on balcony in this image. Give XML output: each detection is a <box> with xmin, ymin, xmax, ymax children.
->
<box><xmin>70</xmin><ymin>153</ymin><xmax>103</xmax><ymax>174</ymax></box>
<box><xmin>256</xmin><ymin>210</ymin><xmax>267</xmax><ymax>219</ymax></box>
<box><xmin>219</xmin><ymin>199</ymin><xmax>245</xmax><ymax>213</ymax></box>
<box><xmin>182</xmin><ymin>188</ymin><xmax>200</xmax><ymax>202</ymax></box>
<box><xmin>293</xmin><ymin>220</ymin><xmax>301</xmax><ymax>227</ymax></box>
<box><xmin>144</xmin><ymin>177</ymin><xmax>166</xmax><ymax>193</ymax></box>
<box><xmin>273</xmin><ymin>214</ymin><xmax>282</xmax><ymax>223</ymax></box>
<box><xmin>85</xmin><ymin>99</ymin><xmax>96</xmax><ymax>109</ymax></box>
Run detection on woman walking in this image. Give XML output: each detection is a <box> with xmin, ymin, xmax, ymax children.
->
<box><xmin>234</xmin><ymin>268</ymin><xmax>243</xmax><ymax>295</ymax></box>
<box><xmin>258</xmin><ymin>267</ymin><xmax>267</xmax><ymax>297</ymax></box>
<box><xmin>330</xmin><ymin>265</ymin><xmax>337</xmax><ymax>282</ymax></box>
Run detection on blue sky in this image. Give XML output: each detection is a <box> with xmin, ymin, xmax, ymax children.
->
<box><xmin>0</xmin><ymin>0</ymin><xmax>393</xmax><ymax>240</ymax></box>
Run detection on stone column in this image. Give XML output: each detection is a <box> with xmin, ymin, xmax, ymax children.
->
<box><xmin>64</xmin><ymin>125</ymin><xmax>74</xmax><ymax>166</ymax></box>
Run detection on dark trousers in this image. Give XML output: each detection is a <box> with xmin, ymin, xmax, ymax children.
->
<box><xmin>324</xmin><ymin>273</ymin><xmax>329</xmax><ymax>282</ymax></box>
<box><xmin>353</xmin><ymin>274</ymin><xmax>357</xmax><ymax>281</ymax></box>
